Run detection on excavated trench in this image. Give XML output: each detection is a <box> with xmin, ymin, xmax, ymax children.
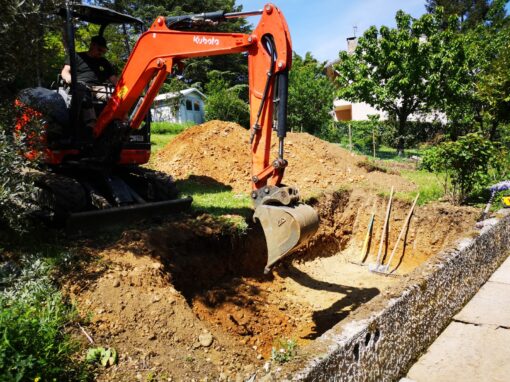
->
<box><xmin>141</xmin><ymin>188</ymin><xmax>479</xmax><ymax>357</ymax></box>
<box><xmin>62</xmin><ymin>187</ymin><xmax>491</xmax><ymax>381</ymax></box>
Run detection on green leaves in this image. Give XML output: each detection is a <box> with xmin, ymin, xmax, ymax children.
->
<box><xmin>86</xmin><ymin>347</ymin><xmax>118</xmax><ymax>367</ymax></box>
<box><xmin>0</xmin><ymin>256</ymin><xmax>88</xmax><ymax>381</ymax></box>
<box><xmin>288</xmin><ymin>52</ymin><xmax>335</xmax><ymax>134</ymax></box>
<box><xmin>335</xmin><ymin>11</ymin><xmax>447</xmax><ymax>152</ymax></box>
<box><xmin>421</xmin><ymin>133</ymin><xmax>504</xmax><ymax>203</ymax></box>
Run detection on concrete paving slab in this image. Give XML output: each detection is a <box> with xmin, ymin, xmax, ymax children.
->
<box><xmin>406</xmin><ymin>322</ymin><xmax>510</xmax><ymax>382</ymax></box>
<box><xmin>454</xmin><ymin>281</ymin><xmax>510</xmax><ymax>326</ymax></box>
<box><xmin>489</xmin><ymin>256</ymin><xmax>510</xmax><ymax>284</ymax></box>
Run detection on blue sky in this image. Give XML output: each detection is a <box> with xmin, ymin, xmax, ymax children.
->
<box><xmin>236</xmin><ymin>0</ymin><xmax>501</xmax><ymax>63</ymax></box>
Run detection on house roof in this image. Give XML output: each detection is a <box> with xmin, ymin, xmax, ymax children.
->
<box><xmin>154</xmin><ymin>88</ymin><xmax>207</xmax><ymax>101</ymax></box>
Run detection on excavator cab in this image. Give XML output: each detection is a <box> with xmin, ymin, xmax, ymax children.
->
<box><xmin>56</xmin><ymin>4</ymin><xmax>148</xmax><ymax>152</ymax></box>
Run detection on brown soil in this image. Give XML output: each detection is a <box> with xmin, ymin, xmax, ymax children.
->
<box><xmin>62</xmin><ymin>121</ymin><xmax>480</xmax><ymax>381</ymax></box>
<box><xmin>153</xmin><ymin>121</ymin><xmax>416</xmax><ymax>196</ymax></box>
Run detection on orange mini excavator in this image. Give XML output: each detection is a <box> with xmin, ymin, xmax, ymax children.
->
<box><xmin>16</xmin><ymin>3</ymin><xmax>319</xmax><ymax>272</ymax></box>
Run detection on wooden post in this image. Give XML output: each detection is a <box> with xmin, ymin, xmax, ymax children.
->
<box><xmin>348</xmin><ymin>123</ymin><xmax>353</xmax><ymax>152</ymax></box>
<box><xmin>372</xmin><ymin>127</ymin><xmax>376</xmax><ymax>159</ymax></box>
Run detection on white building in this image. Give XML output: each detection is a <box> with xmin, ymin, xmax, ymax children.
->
<box><xmin>151</xmin><ymin>88</ymin><xmax>206</xmax><ymax>124</ymax></box>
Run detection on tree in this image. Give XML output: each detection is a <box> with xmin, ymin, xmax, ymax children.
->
<box><xmin>0</xmin><ymin>0</ymin><xmax>64</xmax><ymax>99</ymax></box>
<box><xmin>287</xmin><ymin>52</ymin><xmax>335</xmax><ymax>134</ymax></box>
<box><xmin>427</xmin><ymin>8</ymin><xmax>510</xmax><ymax>141</ymax></box>
<box><xmin>96</xmin><ymin>0</ymin><xmax>251</xmax><ymax>91</ymax></box>
<box><xmin>425</xmin><ymin>0</ymin><xmax>507</xmax><ymax>29</ymax></box>
<box><xmin>204</xmin><ymin>70</ymin><xmax>249</xmax><ymax>127</ymax></box>
<box><xmin>335</xmin><ymin>11</ymin><xmax>448</xmax><ymax>154</ymax></box>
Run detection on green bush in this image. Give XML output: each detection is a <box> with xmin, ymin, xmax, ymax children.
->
<box><xmin>318</xmin><ymin>119</ymin><xmax>444</xmax><ymax>155</ymax></box>
<box><xmin>205</xmin><ymin>89</ymin><xmax>250</xmax><ymax>128</ymax></box>
<box><xmin>421</xmin><ymin>133</ymin><xmax>503</xmax><ymax>204</ymax></box>
<box><xmin>0</xmin><ymin>257</ymin><xmax>89</xmax><ymax>381</ymax></box>
<box><xmin>318</xmin><ymin>120</ymin><xmax>384</xmax><ymax>154</ymax></box>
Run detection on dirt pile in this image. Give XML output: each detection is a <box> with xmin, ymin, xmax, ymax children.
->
<box><xmin>153</xmin><ymin>121</ymin><xmax>415</xmax><ymax>196</ymax></box>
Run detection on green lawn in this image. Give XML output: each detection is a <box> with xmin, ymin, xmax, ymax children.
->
<box><xmin>375</xmin><ymin>145</ymin><xmax>423</xmax><ymax>162</ymax></box>
<box><xmin>399</xmin><ymin>169</ymin><xmax>445</xmax><ymax>205</ymax></box>
<box><xmin>150</xmin><ymin>122</ymin><xmax>192</xmax><ymax>152</ymax></box>
<box><xmin>176</xmin><ymin>177</ymin><xmax>252</xmax><ymax>231</ymax></box>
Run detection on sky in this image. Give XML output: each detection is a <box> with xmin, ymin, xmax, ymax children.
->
<box><xmin>234</xmin><ymin>0</ymin><xmax>436</xmax><ymax>62</ymax></box>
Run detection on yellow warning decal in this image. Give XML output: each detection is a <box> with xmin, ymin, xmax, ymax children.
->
<box><xmin>117</xmin><ymin>85</ymin><xmax>129</xmax><ymax>99</ymax></box>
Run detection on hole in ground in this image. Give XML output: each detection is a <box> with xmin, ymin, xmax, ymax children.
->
<box><xmin>138</xmin><ymin>188</ymin><xmax>472</xmax><ymax>356</ymax></box>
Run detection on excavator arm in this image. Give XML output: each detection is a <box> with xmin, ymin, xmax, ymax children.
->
<box><xmin>96</xmin><ymin>3</ymin><xmax>319</xmax><ymax>272</ymax></box>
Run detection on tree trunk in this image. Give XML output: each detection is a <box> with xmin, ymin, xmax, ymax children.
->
<box><xmin>396</xmin><ymin>115</ymin><xmax>408</xmax><ymax>156</ymax></box>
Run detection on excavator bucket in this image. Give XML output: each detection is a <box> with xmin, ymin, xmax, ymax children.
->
<box><xmin>254</xmin><ymin>203</ymin><xmax>319</xmax><ymax>273</ymax></box>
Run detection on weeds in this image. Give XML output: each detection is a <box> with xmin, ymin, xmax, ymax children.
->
<box><xmin>271</xmin><ymin>338</ymin><xmax>297</xmax><ymax>364</ymax></box>
<box><xmin>0</xmin><ymin>255</ymin><xmax>89</xmax><ymax>381</ymax></box>
<box><xmin>86</xmin><ymin>347</ymin><xmax>118</xmax><ymax>367</ymax></box>
<box><xmin>151</xmin><ymin>121</ymin><xmax>193</xmax><ymax>135</ymax></box>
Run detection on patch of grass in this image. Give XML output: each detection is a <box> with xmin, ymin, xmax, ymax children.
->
<box><xmin>399</xmin><ymin>169</ymin><xmax>445</xmax><ymax>205</ymax></box>
<box><xmin>151</xmin><ymin>133</ymin><xmax>177</xmax><ymax>153</ymax></box>
<box><xmin>375</xmin><ymin>145</ymin><xmax>423</xmax><ymax>162</ymax></box>
<box><xmin>150</xmin><ymin>122</ymin><xmax>193</xmax><ymax>153</ymax></box>
<box><xmin>357</xmin><ymin>159</ymin><xmax>388</xmax><ymax>173</ymax></box>
<box><xmin>0</xmin><ymin>256</ymin><xmax>90</xmax><ymax>382</ymax></box>
<box><xmin>177</xmin><ymin>176</ymin><xmax>252</xmax><ymax>232</ymax></box>
<box><xmin>151</xmin><ymin>121</ymin><xmax>193</xmax><ymax>135</ymax></box>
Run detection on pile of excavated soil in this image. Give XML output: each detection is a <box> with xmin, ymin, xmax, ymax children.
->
<box><xmin>153</xmin><ymin>121</ymin><xmax>415</xmax><ymax>196</ymax></box>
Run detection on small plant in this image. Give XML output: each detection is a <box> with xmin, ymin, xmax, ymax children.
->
<box><xmin>271</xmin><ymin>338</ymin><xmax>297</xmax><ymax>364</ymax></box>
<box><xmin>86</xmin><ymin>346</ymin><xmax>118</xmax><ymax>367</ymax></box>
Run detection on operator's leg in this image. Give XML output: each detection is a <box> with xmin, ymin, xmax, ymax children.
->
<box><xmin>75</xmin><ymin>83</ymin><xmax>96</xmax><ymax>132</ymax></box>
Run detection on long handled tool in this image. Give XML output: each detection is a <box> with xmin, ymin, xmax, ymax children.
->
<box><xmin>369</xmin><ymin>187</ymin><xmax>394</xmax><ymax>272</ymax></box>
<box><xmin>359</xmin><ymin>200</ymin><xmax>377</xmax><ymax>264</ymax></box>
<box><xmin>379</xmin><ymin>193</ymin><xmax>419</xmax><ymax>274</ymax></box>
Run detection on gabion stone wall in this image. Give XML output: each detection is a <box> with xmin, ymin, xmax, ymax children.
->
<box><xmin>267</xmin><ymin>214</ymin><xmax>510</xmax><ymax>382</ymax></box>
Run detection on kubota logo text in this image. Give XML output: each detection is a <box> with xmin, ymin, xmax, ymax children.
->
<box><xmin>193</xmin><ymin>35</ymin><xmax>220</xmax><ymax>46</ymax></box>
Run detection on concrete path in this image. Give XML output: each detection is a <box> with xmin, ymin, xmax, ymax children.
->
<box><xmin>402</xmin><ymin>255</ymin><xmax>510</xmax><ymax>382</ymax></box>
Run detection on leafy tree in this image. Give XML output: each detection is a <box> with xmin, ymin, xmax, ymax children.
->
<box><xmin>287</xmin><ymin>52</ymin><xmax>335</xmax><ymax>134</ymax></box>
<box><xmin>0</xmin><ymin>0</ymin><xmax>64</xmax><ymax>98</ymax></box>
<box><xmin>425</xmin><ymin>0</ymin><xmax>507</xmax><ymax>29</ymax></box>
<box><xmin>96</xmin><ymin>0</ymin><xmax>251</xmax><ymax>91</ymax></box>
<box><xmin>204</xmin><ymin>71</ymin><xmax>249</xmax><ymax>127</ymax></box>
<box><xmin>430</xmin><ymin>12</ymin><xmax>510</xmax><ymax>141</ymax></box>
<box><xmin>335</xmin><ymin>11</ymin><xmax>448</xmax><ymax>154</ymax></box>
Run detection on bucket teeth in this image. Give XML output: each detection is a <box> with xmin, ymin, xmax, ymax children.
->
<box><xmin>253</xmin><ymin>203</ymin><xmax>319</xmax><ymax>273</ymax></box>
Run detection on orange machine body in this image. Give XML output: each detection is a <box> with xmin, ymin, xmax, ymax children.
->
<box><xmin>95</xmin><ymin>3</ymin><xmax>292</xmax><ymax>190</ymax></box>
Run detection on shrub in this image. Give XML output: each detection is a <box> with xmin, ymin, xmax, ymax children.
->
<box><xmin>421</xmin><ymin>133</ymin><xmax>503</xmax><ymax>204</ymax></box>
<box><xmin>318</xmin><ymin>120</ymin><xmax>385</xmax><ymax>154</ymax></box>
<box><xmin>205</xmin><ymin>89</ymin><xmax>250</xmax><ymax>128</ymax></box>
<box><xmin>271</xmin><ymin>338</ymin><xmax>297</xmax><ymax>364</ymax></box>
